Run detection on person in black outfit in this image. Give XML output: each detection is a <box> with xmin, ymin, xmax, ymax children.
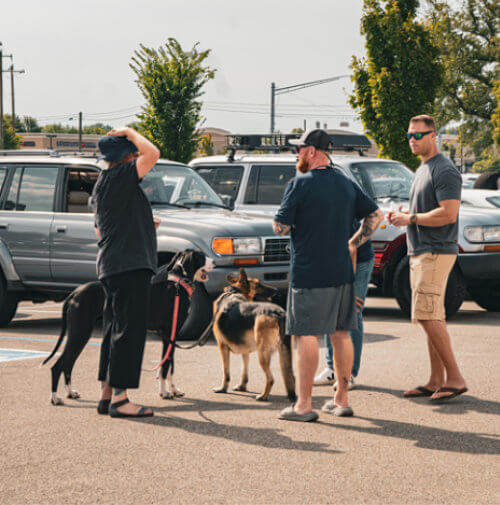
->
<box><xmin>92</xmin><ymin>127</ymin><xmax>160</xmax><ymax>418</ymax></box>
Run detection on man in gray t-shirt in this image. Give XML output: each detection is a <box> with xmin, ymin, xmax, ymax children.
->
<box><xmin>389</xmin><ymin>114</ymin><xmax>467</xmax><ymax>403</ymax></box>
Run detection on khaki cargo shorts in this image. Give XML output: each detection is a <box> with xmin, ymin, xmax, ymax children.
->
<box><xmin>409</xmin><ymin>252</ymin><xmax>457</xmax><ymax>323</ymax></box>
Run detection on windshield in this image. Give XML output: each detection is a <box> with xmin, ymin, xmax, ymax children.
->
<box><xmin>349</xmin><ymin>161</ymin><xmax>414</xmax><ymax>202</ymax></box>
<box><xmin>140</xmin><ymin>163</ymin><xmax>224</xmax><ymax>208</ymax></box>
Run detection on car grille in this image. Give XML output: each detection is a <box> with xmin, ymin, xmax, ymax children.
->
<box><xmin>264</xmin><ymin>238</ymin><xmax>290</xmax><ymax>262</ymax></box>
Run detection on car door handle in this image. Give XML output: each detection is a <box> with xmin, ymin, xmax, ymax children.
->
<box><xmin>56</xmin><ymin>226</ymin><xmax>67</xmax><ymax>233</ymax></box>
<box><xmin>0</xmin><ymin>223</ymin><xmax>8</xmax><ymax>230</ymax></box>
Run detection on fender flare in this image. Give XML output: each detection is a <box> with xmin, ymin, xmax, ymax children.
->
<box><xmin>0</xmin><ymin>240</ymin><xmax>20</xmax><ymax>282</ymax></box>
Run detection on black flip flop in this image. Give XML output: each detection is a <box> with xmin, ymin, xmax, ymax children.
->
<box><xmin>404</xmin><ymin>386</ymin><xmax>435</xmax><ymax>398</ymax></box>
<box><xmin>97</xmin><ymin>399</ymin><xmax>111</xmax><ymax>415</ymax></box>
<box><xmin>109</xmin><ymin>398</ymin><xmax>154</xmax><ymax>418</ymax></box>
<box><xmin>429</xmin><ymin>387</ymin><xmax>468</xmax><ymax>403</ymax></box>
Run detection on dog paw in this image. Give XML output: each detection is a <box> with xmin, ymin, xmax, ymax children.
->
<box><xmin>233</xmin><ymin>385</ymin><xmax>247</xmax><ymax>392</ymax></box>
<box><xmin>213</xmin><ymin>387</ymin><xmax>227</xmax><ymax>394</ymax></box>
<box><xmin>160</xmin><ymin>391</ymin><xmax>174</xmax><ymax>399</ymax></box>
<box><xmin>66</xmin><ymin>390</ymin><xmax>80</xmax><ymax>399</ymax></box>
<box><xmin>255</xmin><ymin>394</ymin><xmax>269</xmax><ymax>402</ymax></box>
<box><xmin>172</xmin><ymin>390</ymin><xmax>185</xmax><ymax>398</ymax></box>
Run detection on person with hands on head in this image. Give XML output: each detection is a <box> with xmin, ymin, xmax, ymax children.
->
<box><xmin>273</xmin><ymin>129</ymin><xmax>383</xmax><ymax>422</ymax></box>
<box><xmin>92</xmin><ymin>127</ymin><xmax>160</xmax><ymax>418</ymax></box>
<box><xmin>388</xmin><ymin>115</ymin><xmax>467</xmax><ymax>403</ymax></box>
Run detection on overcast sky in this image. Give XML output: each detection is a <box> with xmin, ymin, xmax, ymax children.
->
<box><xmin>2</xmin><ymin>0</ymin><xmax>369</xmax><ymax>134</ymax></box>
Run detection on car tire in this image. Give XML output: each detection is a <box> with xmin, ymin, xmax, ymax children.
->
<box><xmin>392</xmin><ymin>257</ymin><xmax>465</xmax><ymax>319</ymax></box>
<box><xmin>0</xmin><ymin>277</ymin><xmax>18</xmax><ymax>327</ymax></box>
<box><xmin>177</xmin><ymin>281</ymin><xmax>213</xmax><ymax>341</ymax></box>
<box><xmin>468</xmin><ymin>283</ymin><xmax>500</xmax><ymax>312</ymax></box>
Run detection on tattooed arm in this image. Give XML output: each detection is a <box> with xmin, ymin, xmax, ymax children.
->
<box><xmin>349</xmin><ymin>209</ymin><xmax>384</xmax><ymax>249</ymax></box>
<box><xmin>273</xmin><ymin>220</ymin><xmax>291</xmax><ymax>236</ymax></box>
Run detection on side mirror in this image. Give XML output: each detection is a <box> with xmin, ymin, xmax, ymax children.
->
<box><xmin>219</xmin><ymin>194</ymin><xmax>235</xmax><ymax>210</ymax></box>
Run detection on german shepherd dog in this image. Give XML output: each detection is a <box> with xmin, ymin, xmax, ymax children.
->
<box><xmin>212</xmin><ymin>268</ymin><xmax>296</xmax><ymax>402</ymax></box>
<box><xmin>42</xmin><ymin>250</ymin><xmax>213</xmax><ymax>405</ymax></box>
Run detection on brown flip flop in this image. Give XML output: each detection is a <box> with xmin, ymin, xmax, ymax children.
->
<box><xmin>404</xmin><ymin>386</ymin><xmax>435</xmax><ymax>398</ymax></box>
<box><xmin>429</xmin><ymin>387</ymin><xmax>468</xmax><ymax>403</ymax></box>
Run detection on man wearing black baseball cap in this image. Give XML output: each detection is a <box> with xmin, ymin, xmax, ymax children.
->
<box><xmin>274</xmin><ymin>128</ymin><xmax>383</xmax><ymax>421</ymax></box>
<box><xmin>92</xmin><ymin>127</ymin><xmax>160</xmax><ymax>418</ymax></box>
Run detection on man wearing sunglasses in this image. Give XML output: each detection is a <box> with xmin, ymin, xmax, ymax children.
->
<box><xmin>389</xmin><ymin>114</ymin><xmax>467</xmax><ymax>402</ymax></box>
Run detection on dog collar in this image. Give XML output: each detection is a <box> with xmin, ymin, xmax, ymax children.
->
<box><xmin>167</xmin><ymin>274</ymin><xmax>194</xmax><ymax>297</ymax></box>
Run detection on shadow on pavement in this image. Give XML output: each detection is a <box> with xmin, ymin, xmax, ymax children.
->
<box><xmin>327</xmin><ymin>416</ymin><xmax>500</xmax><ymax>455</ymax></box>
<box><xmin>364</xmin><ymin>333</ymin><xmax>398</xmax><ymax>344</ymax></box>
<box><xmin>126</xmin><ymin>400</ymin><xmax>340</xmax><ymax>454</ymax></box>
<box><xmin>357</xmin><ymin>384</ymin><xmax>500</xmax><ymax>417</ymax></box>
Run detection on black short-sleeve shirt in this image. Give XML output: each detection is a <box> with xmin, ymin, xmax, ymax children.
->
<box><xmin>274</xmin><ymin>167</ymin><xmax>378</xmax><ymax>288</ymax></box>
<box><xmin>92</xmin><ymin>160</ymin><xmax>157</xmax><ymax>279</ymax></box>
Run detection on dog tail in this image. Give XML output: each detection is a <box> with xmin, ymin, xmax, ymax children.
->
<box><xmin>278</xmin><ymin>319</ymin><xmax>296</xmax><ymax>402</ymax></box>
<box><xmin>41</xmin><ymin>295</ymin><xmax>70</xmax><ymax>366</ymax></box>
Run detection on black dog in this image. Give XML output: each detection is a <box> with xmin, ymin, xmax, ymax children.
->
<box><xmin>42</xmin><ymin>249</ymin><xmax>213</xmax><ymax>405</ymax></box>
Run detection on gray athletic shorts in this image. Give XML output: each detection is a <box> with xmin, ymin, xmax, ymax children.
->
<box><xmin>285</xmin><ymin>283</ymin><xmax>357</xmax><ymax>336</ymax></box>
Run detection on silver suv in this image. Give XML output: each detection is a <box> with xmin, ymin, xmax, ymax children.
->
<box><xmin>190</xmin><ymin>142</ymin><xmax>500</xmax><ymax>316</ymax></box>
<box><xmin>0</xmin><ymin>151</ymin><xmax>291</xmax><ymax>326</ymax></box>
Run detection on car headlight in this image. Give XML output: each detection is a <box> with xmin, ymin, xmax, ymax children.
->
<box><xmin>464</xmin><ymin>226</ymin><xmax>500</xmax><ymax>243</ymax></box>
<box><xmin>212</xmin><ymin>237</ymin><xmax>262</xmax><ymax>255</ymax></box>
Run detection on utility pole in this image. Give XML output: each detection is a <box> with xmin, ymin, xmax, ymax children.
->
<box><xmin>78</xmin><ymin>111</ymin><xmax>82</xmax><ymax>149</ymax></box>
<box><xmin>0</xmin><ymin>44</ymin><xmax>13</xmax><ymax>148</ymax></box>
<box><xmin>7</xmin><ymin>63</ymin><xmax>25</xmax><ymax>131</ymax></box>
<box><xmin>269</xmin><ymin>74</ymin><xmax>350</xmax><ymax>133</ymax></box>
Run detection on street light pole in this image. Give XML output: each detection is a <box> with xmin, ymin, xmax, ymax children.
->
<box><xmin>0</xmin><ymin>43</ymin><xmax>13</xmax><ymax>149</ymax></box>
<box><xmin>269</xmin><ymin>74</ymin><xmax>350</xmax><ymax>133</ymax></box>
<box><xmin>8</xmin><ymin>64</ymin><xmax>25</xmax><ymax>131</ymax></box>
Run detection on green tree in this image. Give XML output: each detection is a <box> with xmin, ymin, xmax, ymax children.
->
<box><xmin>198</xmin><ymin>133</ymin><xmax>215</xmax><ymax>156</ymax></box>
<box><xmin>130</xmin><ymin>38</ymin><xmax>216</xmax><ymax>163</ymax></box>
<box><xmin>82</xmin><ymin>123</ymin><xmax>113</xmax><ymax>134</ymax></box>
<box><xmin>2</xmin><ymin>117</ymin><xmax>21</xmax><ymax>148</ymax></box>
<box><xmin>42</xmin><ymin>123</ymin><xmax>78</xmax><ymax>134</ymax></box>
<box><xmin>19</xmin><ymin>116</ymin><xmax>42</xmax><ymax>132</ymax></box>
<box><xmin>426</xmin><ymin>0</ymin><xmax>498</xmax><ymax>164</ymax></box>
<box><xmin>349</xmin><ymin>0</ymin><xmax>442</xmax><ymax>169</ymax></box>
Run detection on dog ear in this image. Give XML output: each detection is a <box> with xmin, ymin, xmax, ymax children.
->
<box><xmin>238</xmin><ymin>268</ymin><xmax>249</xmax><ymax>290</ymax></box>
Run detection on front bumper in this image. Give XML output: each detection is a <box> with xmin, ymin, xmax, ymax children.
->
<box><xmin>204</xmin><ymin>264</ymin><xmax>290</xmax><ymax>297</ymax></box>
<box><xmin>457</xmin><ymin>252</ymin><xmax>500</xmax><ymax>281</ymax></box>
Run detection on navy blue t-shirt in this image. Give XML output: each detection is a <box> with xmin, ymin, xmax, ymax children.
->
<box><xmin>275</xmin><ymin>167</ymin><xmax>378</xmax><ymax>289</ymax></box>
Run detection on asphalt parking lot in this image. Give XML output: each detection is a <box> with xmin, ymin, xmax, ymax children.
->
<box><xmin>1</xmin><ymin>297</ymin><xmax>499</xmax><ymax>505</ymax></box>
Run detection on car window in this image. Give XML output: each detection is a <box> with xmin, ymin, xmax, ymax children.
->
<box><xmin>486</xmin><ymin>196</ymin><xmax>500</xmax><ymax>208</ymax></box>
<box><xmin>195</xmin><ymin>166</ymin><xmax>243</xmax><ymax>200</ymax></box>
<box><xmin>5</xmin><ymin>166</ymin><xmax>59</xmax><ymax>211</ymax></box>
<box><xmin>0</xmin><ymin>167</ymin><xmax>9</xmax><ymax>200</ymax></box>
<box><xmin>348</xmin><ymin>161</ymin><xmax>414</xmax><ymax>201</ymax></box>
<box><xmin>244</xmin><ymin>165</ymin><xmax>296</xmax><ymax>204</ymax></box>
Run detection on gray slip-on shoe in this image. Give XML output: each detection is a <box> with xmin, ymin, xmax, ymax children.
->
<box><xmin>278</xmin><ymin>405</ymin><xmax>319</xmax><ymax>422</ymax></box>
<box><xmin>321</xmin><ymin>400</ymin><xmax>354</xmax><ymax>417</ymax></box>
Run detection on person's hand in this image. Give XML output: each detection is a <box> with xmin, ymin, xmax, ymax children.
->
<box><xmin>387</xmin><ymin>204</ymin><xmax>402</xmax><ymax>224</ymax></box>
<box><xmin>348</xmin><ymin>241</ymin><xmax>357</xmax><ymax>274</ymax></box>
<box><xmin>107</xmin><ymin>127</ymin><xmax>131</xmax><ymax>137</ymax></box>
<box><xmin>391</xmin><ymin>212</ymin><xmax>411</xmax><ymax>227</ymax></box>
<box><xmin>153</xmin><ymin>216</ymin><xmax>161</xmax><ymax>230</ymax></box>
<box><xmin>355</xmin><ymin>296</ymin><xmax>364</xmax><ymax>312</ymax></box>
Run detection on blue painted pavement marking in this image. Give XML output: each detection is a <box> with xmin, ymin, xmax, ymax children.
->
<box><xmin>0</xmin><ymin>348</ymin><xmax>50</xmax><ymax>362</ymax></box>
<box><xmin>0</xmin><ymin>336</ymin><xmax>101</xmax><ymax>346</ymax></box>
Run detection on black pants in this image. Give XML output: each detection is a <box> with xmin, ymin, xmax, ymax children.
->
<box><xmin>98</xmin><ymin>269</ymin><xmax>152</xmax><ymax>389</ymax></box>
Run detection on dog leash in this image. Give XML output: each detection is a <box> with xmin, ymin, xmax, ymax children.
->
<box><xmin>142</xmin><ymin>275</ymin><xmax>193</xmax><ymax>373</ymax></box>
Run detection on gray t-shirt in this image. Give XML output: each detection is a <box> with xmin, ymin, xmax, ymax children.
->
<box><xmin>407</xmin><ymin>153</ymin><xmax>462</xmax><ymax>256</ymax></box>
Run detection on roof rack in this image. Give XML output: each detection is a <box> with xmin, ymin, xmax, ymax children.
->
<box><xmin>224</xmin><ymin>132</ymin><xmax>371</xmax><ymax>161</ymax></box>
<box><xmin>0</xmin><ymin>149</ymin><xmax>99</xmax><ymax>158</ymax></box>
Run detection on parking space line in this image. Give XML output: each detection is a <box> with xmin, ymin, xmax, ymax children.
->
<box><xmin>0</xmin><ymin>336</ymin><xmax>101</xmax><ymax>346</ymax></box>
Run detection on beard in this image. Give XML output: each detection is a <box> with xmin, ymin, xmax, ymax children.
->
<box><xmin>296</xmin><ymin>157</ymin><xmax>309</xmax><ymax>174</ymax></box>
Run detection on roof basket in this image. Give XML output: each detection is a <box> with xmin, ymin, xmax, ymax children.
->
<box><xmin>224</xmin><ymin>132</ymin><xmax>371</xmax><ymax>161</ymax></box>
<box><xmin>225</xmin><ymin>134</ymin><xmax>299</xmax><ymax>161</ymax></box>
<box><xmin>0</xmin><ymin>149</ymin><xmax>99</xmax><ymax>158</ymax></box>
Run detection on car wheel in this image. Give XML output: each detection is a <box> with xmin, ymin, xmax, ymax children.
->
<box><xmin>468</xmin><ymin>283</ymin><xmax>500</xmax><ymax>312</ymax></box>
<box><xmin>0</xmin><ymin>277</ymin><xmax>18</xmax><ymax>327</ymax></box>
<box><xmin>392</xmin><ymin>257</ymin><xmax>466</xmax><ymax>319</ymax></box>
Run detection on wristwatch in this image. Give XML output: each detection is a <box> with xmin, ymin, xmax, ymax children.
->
<box><xmin>409</xmin><ymin>214</ymin><xmax>418</xmax><ymax>225</ymax></box>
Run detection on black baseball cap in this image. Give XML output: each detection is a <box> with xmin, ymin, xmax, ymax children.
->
<box><xmin>98</xmin><ymin>135</ymin><xmax>138</xmax><ymax>162</ymax></box>
<box><xmin>289</xmin><ymin>129</ymin><xmax>332</xmax><ymax>151</ymax></box>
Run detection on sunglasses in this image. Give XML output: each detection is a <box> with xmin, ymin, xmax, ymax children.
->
<box><xmin>406</xmin><ymin>131</ymin><xmax>434</xmax><ymax>140</ymax></box>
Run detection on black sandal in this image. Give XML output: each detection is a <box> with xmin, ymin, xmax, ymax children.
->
<box><xmin>97</xmin><ymin>399</ymin><xmax>111</xmax><ymax>415</ymax></box>
<box><xmin>109</xmin><ymin>398</ymin><xmax>154</xmax><ymax>418</ymax></box>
